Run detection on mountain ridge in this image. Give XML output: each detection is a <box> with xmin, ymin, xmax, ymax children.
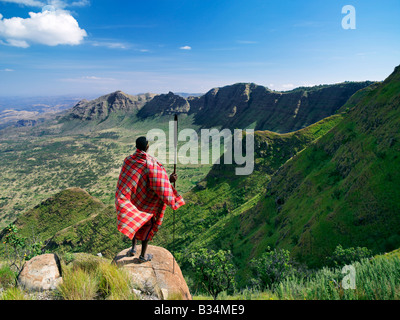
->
<box><xmin>66</xmin><ymin>91</ymin><xmax>157</xmax><ymax>121</ymax></box>
<box><xmin>65</xmin><ymin>81</ymin><xmax>373</xmax><ymax>133</ymax></box>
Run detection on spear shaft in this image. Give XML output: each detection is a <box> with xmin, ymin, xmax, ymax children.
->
<box><xmin>172</xmin><ymin>114</ymin><xmax>178</xmax><ymax>274</ymax></box>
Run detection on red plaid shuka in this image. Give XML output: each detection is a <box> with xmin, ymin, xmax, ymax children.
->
<box><xmin>115</xmin><ymin>149</ymin><xmax>185</xmax><ymax>241</ymax></box>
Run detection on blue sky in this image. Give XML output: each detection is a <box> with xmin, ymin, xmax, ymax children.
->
<box><xmin>0</xmin><ymin>0</ymin><xmax>399</xmax><ymax>97</ymax></box>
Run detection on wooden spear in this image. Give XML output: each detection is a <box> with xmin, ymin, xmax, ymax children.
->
<box><xmin>172</xmin><ymin>114</ymin><xmax>178</xmax><ymax>274</ymax></box>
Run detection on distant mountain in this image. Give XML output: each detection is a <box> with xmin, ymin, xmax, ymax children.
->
<box><xmin>186</xmin><ymin>82</ymin><xmax>374</xmax><ymax>132</ymax></box>
<box><xmin>175</xmin><ymin>92</ymin><xmax>204</xmax><ymax>98</ymax></box>
<box><xmin>137</xmin><ymin>91</ymin><xmax>191</xmax><ymax>118</ymax></box>
<box><xmin>0</xmin><ymin>95</ymin><xmax>89</xmax><ymax>129</ymax></box>
<box><xmin>0</xmin><ymin>109</ymin><xmax>39</xmax><ymax>127</ymax></box>
<box><xmin>69</xmin><ymin>81</ymin><xmax>373</xmax><ymax>134</ymax></box>
<box><xmin>66</xmin><ymin>91</ymin><xmax>156</xmax><ymax>121</ymax></box>
<box><xmin>0</xmin><ymin>95</ymin><xmax>90</xmax><ymax>113</ymax></box>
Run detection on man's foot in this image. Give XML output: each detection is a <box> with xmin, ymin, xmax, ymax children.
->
<box><xmin>127</xmin><ymin>247</ymin><xmax>136</xmax><ymax>257</ymax></box>
<box><xmin>138</xmin><ymin>254</ymin><xmax>153</xmax><ymax>262</ymax></box>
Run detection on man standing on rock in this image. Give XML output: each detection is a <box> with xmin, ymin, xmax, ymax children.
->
<box><xmin>115</xmin><ymin>136</ymin><xmax>185</xmax><ymax>262</ymax></box>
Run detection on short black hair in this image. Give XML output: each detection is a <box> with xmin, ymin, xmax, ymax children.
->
<box><xmin>136</xmin><ymin>136</ymin><xmax>149</xmax><ymax>151</ymax></box>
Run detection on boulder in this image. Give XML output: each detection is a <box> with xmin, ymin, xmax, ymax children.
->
<box><xmin>113</xmin><ymin>245</ymin><xmax>192</xmax><ymax>300</ymax></box>
<box><xmin>18</xmin><ymin>253</ymin><xmax>63</xmax><ymax>292</ymax></box>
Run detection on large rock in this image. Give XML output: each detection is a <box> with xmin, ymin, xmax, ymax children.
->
<box><xmin>113</xmin><ymin>245</ymin><xmax>192</xmax><ymax>300</ymax></box>
<box><xmin>18</xmin><ymin>253</ymin><xmax>63</xmax><ymax>292</ymax></box>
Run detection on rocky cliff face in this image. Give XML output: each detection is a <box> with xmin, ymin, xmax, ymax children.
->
<box><xmin>67</xmin><ymin>91</ymin><xmax>156</xmax><ymax>121</ymax></box>
<box><xmin>191</xmin><ymin>82</ymin><xmax>373</xmax><ymax>132</ymax></box>
<box><xmin>138</xmin><ymin>81</ymin><xmax>373</xmax><ymax>133</ymax></box>
<box><xmin>137</xmin><ymin>91</ymin><xmax>190</xmax><ymax>118</ymax></box>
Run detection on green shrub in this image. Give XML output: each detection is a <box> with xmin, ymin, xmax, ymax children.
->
<box><xmin>326</xmin><ymin>245</ymin><xmax>373</xmax><ymax>268</ymax></box>
<box><xmin>2</xmin><ymin>223</ymin><xmax>44</xmax><ymax>272</ymax></box>
<box><xmin>188</xmin><ymin>248</ymin><xmax>236</xmax><ymax>300</ymax></box>
<box><xmin>250</xmin><ymin>246</ymin><xmax>296</xmax><ymax>289</ymax></box>
<box><xmin>0</xmin><ymin>264</ymin><xmax>17</xmax><ymax>289</ymax></box>
<box><xmin>270</xmin><ymin>255</ymin><xmax>400</xmax><ymax>300</ymax></box>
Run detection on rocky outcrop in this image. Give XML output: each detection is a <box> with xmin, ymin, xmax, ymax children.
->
<box><xmin>15</xmin><ymin>119</ymin><xmax>38</xmax><ymax>127</ymax></box>
<box><xmin>15</xmin><ymin>246</ymin><xmax>191</xmax><ymax>300</ymax></box>
<box><xmin>137</xmin><ymin>91</ymin><xmax>190</xmax><ymax>118</ymax></box>
<box><xmin>17</xmin><ymin>253</ymin><xmax>63</xmax><ymax>292</ymax></box>
<box><xmin>113</xmin><ymin>245</ymin><xmax>192</xmax><ymax>300</ymax></box>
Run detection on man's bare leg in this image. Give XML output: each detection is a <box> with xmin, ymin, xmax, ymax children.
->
<box><xmin>132</xmin><ymin>238</ymin><xmax>137</xmax><ymax>252</ymax></box>
<box><xmin>141</xmin><ymin>240</ymin><xmax>148</xmax><ymax>256</ymax></box>
<box><xmin>139</xmin><ymin>240</ymin><xmax>153</xmax><ymax>262</ymax></box>
<box><xmin>127</xmin><ymin>237</ymin><xmax>137</xmax><ymax>257</ymax></box>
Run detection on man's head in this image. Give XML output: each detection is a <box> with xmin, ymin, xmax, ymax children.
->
<box><xmin>136</xmin><ymin>136</ymin><xmax>149</xmax><ymax>152</ymax></box>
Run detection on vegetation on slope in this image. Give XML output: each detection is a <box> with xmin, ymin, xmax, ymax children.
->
<box><xmin>233</xmin><ymin>65</ymin><xmax>400</xmax><ymax>270</ymax></box>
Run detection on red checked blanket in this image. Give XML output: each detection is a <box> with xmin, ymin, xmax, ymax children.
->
<box><xmin>115</xmin><ymin>149</ymin><xmax>185</xmax><ymax>241</ymax></box>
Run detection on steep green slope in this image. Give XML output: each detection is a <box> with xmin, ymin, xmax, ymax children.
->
<box><xmin>234</xmin><ymin>65</ymin><xmax>400</xmax><ymax>270</ymax></box>
<box><xmin>0</xmin><ymin>188</ymin><xmax>130</xmax><ymax>257</ymax></box>
<box><xmin>153</xmin><ymin>114</ymin><xmax>345</xmax><ymax>263</ymax></box>
<box><xmin>7</xmin><ymin>188</ymin><xmax>104</xmax><ymax>240</ymax></box>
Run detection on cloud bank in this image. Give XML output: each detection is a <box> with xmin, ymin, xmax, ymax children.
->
<box><xmin>0</xmin><ymin>9</ymin><xmax>87</xmax><ymax>47</ymax></box>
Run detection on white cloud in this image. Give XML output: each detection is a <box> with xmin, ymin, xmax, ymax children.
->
<box><xmin>90</xmin><ymin>40</ymin><xmax>129</xmax><ymax>49</ymax></box>
<box><xmin>0</xmin><ymin>68</ymin><xmax>14</xmax><ymax>71</ymax></box>
<box><xmin>0</xmin><ymin>0</ymin><xmax>45</xmax><ymax>7</ymax></box>
<box><xmin>0</xmin><ymin>9</ymin><xmax>87</xmax><ymax>47</ymax></box>
<box><xmin>69</xmin><ymin>0</ymin><xmax>89</xmax><ymax>7</ymax></box>
<box><xmin>180</xmin><ymin>45</ymin><xmax>191</xmax><ymax>50</ymax></box>
<box><xmin>6</xmin><ymin>39</ymin><xmax>30</xmax><ymax>47</ymax></box>
<box><xmin>82</xmin><ymin>76</ymin><xmax>115</xmax><ymax>81</ymax></box>
<box><xmin>61</xmin><ymin>75</ymin><xmax>116</xmax><ymax>82</ymax></box>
